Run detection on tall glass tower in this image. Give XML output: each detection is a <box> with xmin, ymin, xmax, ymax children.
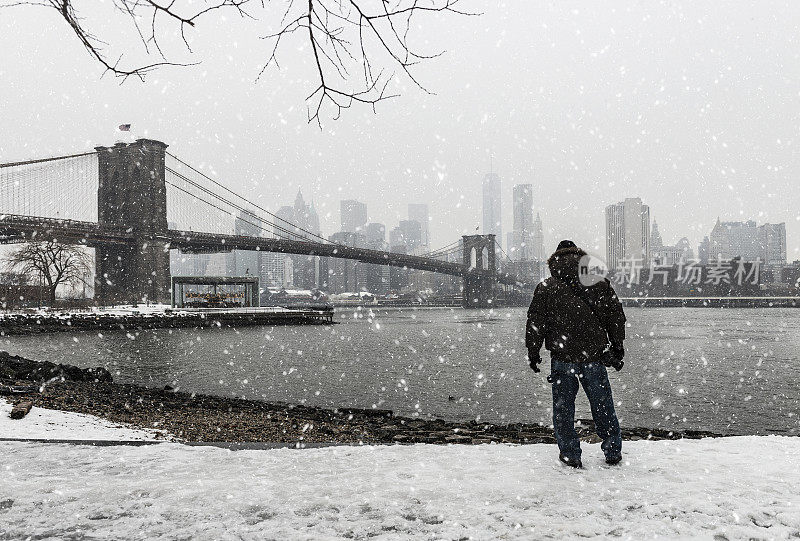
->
<box><xmin>482</xmin><ymin>171</ymin><xmax>502</xmax><ymax>248</ymax></box>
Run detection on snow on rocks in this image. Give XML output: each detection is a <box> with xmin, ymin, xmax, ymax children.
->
<box><xmin>1</xmin><ymin>436</ymin><xmax>798</xmax><ymax>539</ymax></box>
<box><xmin>0</xmin><ymin>398</ymin><xmax>168</xmax><ymax>441</ymax></box>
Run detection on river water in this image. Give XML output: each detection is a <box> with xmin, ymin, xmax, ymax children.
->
<box><xmin>4</xmin><ymin>307</ymin><xmax>799</xmax><ymax>436</ymax></box>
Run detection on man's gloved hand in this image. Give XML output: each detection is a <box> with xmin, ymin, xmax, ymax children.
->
<box><xmin>527</xmin><ymin>349</ymin><xmax>542</xmax><ymax>373</ymax></box>
<box><xmin>602</xmin><ymin>343</ymin><xmax>625</xmax><ymax>372</ymax></box>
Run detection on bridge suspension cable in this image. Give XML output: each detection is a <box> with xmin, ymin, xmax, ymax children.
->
<box><xmin>0</xmin><ymin>151</ymin><xmax>96</xmax><ymax>169</ymax></box>
<box><xmin>166</xmin><ymin>152</ymin><xmax>334</xmax><ymax>245</ymax></box>
<box><xmin>496</xmin><ymin>243</ymin><xmax>515</xmax><ymax>265</ymax></box>
<box><xmin>163</xmin><ymin>179</ymin><xmax>291</xmax><ymax>241</ymax></box>
<box><xmin>422</xmin><ymin>239</ymin><xmax>462</xmax><ymax>259</ymax></box>
<box><xmin>165</xmin><ymin>167</ymin><xmax>303</xmax><ymax>241</ymax></box>
<box><xmin>0</xmin><ymin>152</ymin><xmax>98</xmax><ymax>222</ymax></box>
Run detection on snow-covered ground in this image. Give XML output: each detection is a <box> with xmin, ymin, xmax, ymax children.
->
<box><xmin>0</xmin><ymin>399</ymin><xmax>167</xmax><ymax>441</ymax></box>
<box><xmin>1</xmin><ymin>433</ymin><xmax>798</xmax><ymax>539</ymax></box>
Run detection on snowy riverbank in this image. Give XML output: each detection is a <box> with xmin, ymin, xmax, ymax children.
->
<box><xmin>2</xmin><ymin>398</ymin><xmax>798</xmax><ymax>538</ymax></box>
<box><xmin>0</xmin><ymin>398</ymin><xmax>166</xmax><ymax>441</ymax></box>
<box><xmin>1</xmin><ymin>435</ymin><xmax>798</xmax><ymax>539</ymax></box>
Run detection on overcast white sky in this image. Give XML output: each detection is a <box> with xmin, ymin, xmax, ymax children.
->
<box><xmin>1</xmin><ymin>1</ymin><xmax>798</xmax><ymax>259</ymax></box>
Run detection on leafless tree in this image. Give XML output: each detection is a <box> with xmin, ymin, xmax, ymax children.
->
<box><xmin>5</xmin><ymin>240</ymin><xmax>92</xmax><ymax>305</ymax></box>
<box><xmin>5</xmin><ymin>0</ymin><xmax>475</xmax><ymax>124</ymax></box>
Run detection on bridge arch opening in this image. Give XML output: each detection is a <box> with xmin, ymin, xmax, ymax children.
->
<box><xmin>470</xmin><ymin>247</ymin><xmax>477</xmax><ymax>269</ymax></box>
<box><xmin>482</xmin><ymin>247</ymin><xmax>489</xmax><ymax>270</ymax></box>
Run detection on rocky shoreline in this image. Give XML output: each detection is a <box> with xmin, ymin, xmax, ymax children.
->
<box><xmin>1</xmin><ymin>352</ymin><xmax>720</xmax><ymax>445</ymax></box>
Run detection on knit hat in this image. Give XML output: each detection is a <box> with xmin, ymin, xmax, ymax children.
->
<box><xmin>556</xmin><ymin>240</ymin><xmax>578</xmax><ymax>251</ymax></box>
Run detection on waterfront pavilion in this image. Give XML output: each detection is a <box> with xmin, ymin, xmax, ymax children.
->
<box><xmin>171</xmin><ymin>276</ymin><xmax>260</xmax><ymax>308</ymax></box>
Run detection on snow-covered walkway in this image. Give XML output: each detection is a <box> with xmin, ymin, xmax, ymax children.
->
<box><xmin>2</xmin><ymin>434</ymin><xmax>798</xmax><ymax>539</ymax></box>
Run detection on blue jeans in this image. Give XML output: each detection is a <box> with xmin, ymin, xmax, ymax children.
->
<box><xmin>550</xmin><ymin>358</ymin><xmax>622</xmax><ymax>462</ymax></box>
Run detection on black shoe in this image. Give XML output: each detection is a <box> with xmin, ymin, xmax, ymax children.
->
<box><xmin>605</xmin><ymin>454</ymin><xmax>623</xmax><ymax>465</ymax></box>
<box><xmin>559</xmin><ymin>454</ymin><xmax>583</xmax><ymax>468</ymax></box>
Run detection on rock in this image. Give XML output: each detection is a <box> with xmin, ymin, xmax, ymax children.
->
<box><xmin>0</xmin><ymin>352</ymin><xmax>112</xmax><ymax>383</ymax></box>
<box><xmin>444</xmin><ymin>434</ymin><xmax>472</xmax><ymax>443</ymax></box>
<box><xmin>10</xmin><ymin>400</ymin><xmax>33</xmax><ymax>419</ymax></box>
<box><xmin>0</xmin><ymin>499</ymin><xmax>13</xmax><ymax>510</ymax></box>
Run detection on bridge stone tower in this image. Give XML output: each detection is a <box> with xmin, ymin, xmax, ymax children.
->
<box><xmin>94</xmin><ymin>139</ymin><xmax>171</xmax><ymax>305</ymax></box>
<box><xmin>462</xmin><ymin>234</ymin><xmax>496</xmax><ymax>308</ymax></box>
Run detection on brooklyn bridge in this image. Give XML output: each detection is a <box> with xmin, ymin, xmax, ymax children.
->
<box><xmin>0</xmin><ymin>139</ymin><xmax>535</xmax><ymax>307</ymax></box>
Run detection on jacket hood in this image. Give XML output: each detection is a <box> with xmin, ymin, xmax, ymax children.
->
<box><xmin>547</xmin><ymin>246</ymin><xmax>587</xmax><ymax>284</ymax></box>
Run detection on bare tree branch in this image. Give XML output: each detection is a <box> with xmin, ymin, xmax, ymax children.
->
<box><xmin>4</xmin><ymin>0</ymin><xmax>476</xmax><ymax>121</ymax></box>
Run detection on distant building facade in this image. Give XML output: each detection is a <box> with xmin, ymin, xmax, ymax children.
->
<box><xmin>396</xmin><ymin>220</ymin><xmax>423</xmax><ymax>253</ymax></box>
<box><xmin>327</xmin><ymin>231</ymin><xmax>368</xmax><ymax>293</ymax></box>
<box><xmin>340</xmin><ymin>200</ymin><xmax>368</xmax><ymax>233</ymax></box>
<box><xmin>408</xmin><ymin>204</ymin><xmax>430</xmax><ymax>248</ymax></box>
<box><xmin>650</xmin><ymin>221</ymin><xmax>663</xmax><ymax>250</ymax></box>
<box><xmin>268</xmin><ymin>191</ymin><xmax>323</xmax><ymax>289</ymax></box>
<box><xmin>605</xmin><ymin>197</ymin><xmax>651</xmax><ymax>270</ymax></box>
<box><xmin>649</xmin><ymin>222</ymin><xmax>692</xmax><ymax>267</ymax></box>
<box><xmin>707</xmin><ymin>219</ymin><xmax>786</xmax><ymax>265</ymax></box>
<box><xmin>362</xmin><ymin>222</ymin><xmax>390</xmax><ymax>295</ymax></box>
<box><xmin>759</xmin><ymin>222</ymin><xmax>787</xmax><ymax>266</ymax></box>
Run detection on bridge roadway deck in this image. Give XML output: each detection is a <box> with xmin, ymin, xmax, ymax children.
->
<box><xmin>0</xmin><ymin>214</ymin><xmax>133</xmax><ymax>245</ymax></box>
<box><xmin>166</xmin><ymin>229</ymin><xmax>468</xmax><ymax>277</ymax></box>
<box><xmin>165</xmin><ymin>230</ymin><xmax>527</xmax><ymax>287</ymax></box>
<box><xmin>0</xmin><ymin>216</ymin><xmax>528</xmax><ymax>287</ymax></box>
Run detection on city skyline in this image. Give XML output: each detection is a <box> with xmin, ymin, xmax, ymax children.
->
<box><xmin>230</xmin><ymin>186</ymin><xmax>791</xmax><ymax>268</ymax></box>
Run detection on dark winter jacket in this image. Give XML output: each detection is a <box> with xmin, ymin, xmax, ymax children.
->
<box><xmin>526</xmin><ymin>246</ymin><xmax>626</xmax><ymax>363</ymax></box>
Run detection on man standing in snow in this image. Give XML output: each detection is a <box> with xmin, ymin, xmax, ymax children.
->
<box><xmin>525</xmin><ymin>240</ymin><xmax>627</xmax><ymax>468</ymax></box>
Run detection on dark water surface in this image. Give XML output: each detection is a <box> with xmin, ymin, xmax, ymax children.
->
<box><xmin>4</xmin><ymin>307</ymin><xmax>799</xmax><ymax>435</ymax></box>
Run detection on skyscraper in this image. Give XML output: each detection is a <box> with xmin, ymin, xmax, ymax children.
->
<box><xmin>510</xmin><ymin>184</ymin><xmax>533</xmax><ymax>260</ymax></box>
<box><xmin>364</xmin><ymin>223</ymin><xmax>386</xmax><ymax>248</ymax></box>
<box><xmin>290</xmin><ymin>191</ymin><xmax>322</xmax><ymax>289</ymax></box>
<box><xmin>532</xmin><ymin>213</ymin><xmax>545</xmax><ymax>262</ymax></box>
<box><xmin>707</xmin><ymin>219</ymin><xmax>786</xmax><ymax>265</ymax></box>
<box><xmin>650</xmin><ymin>220</ymin><xmax>663</xmax><ymax>250</ymax></box>
<box><xmin>605</xmin><ymin>197</ymin><xmax>651</xmax><ymax>270</ymax></box>
<box><xmin>408</xmin><ymin>204</ymin><xmax>430</xmax><ymax>247</ymax></box>
<box><xmin>340</xmin><ymin>200</ymin><xmax>368</xmax><ymax>233</ymax></box>
<box><xmin>327</xmin><ymin>231</ymin><xmax>368</xmax><ymax>293</ymax></box>
<box><xmin>398</xmin><ymin>220</ymin><xmax>423</xmax><ymax>253</ymax></box>
<box><xmin>482</xmin><ymin>171</ymin><xmax>502</xmax><ymax>247</ymax></box>
<box><xmin>759</xmin><ymin>223</ymin><xmax>787</xmax><ymax>266</ymax></box>
<box><xmin>261</xmin><ymin>205</ymin><xmax>296</xmax><ymax>288</ymax></box>
<box><xmin>708</xmin><ymin>219</ymin><xmax>760</xmax><ymax>261</ymax></box>
<box><xmin>362</xmin><ymin>223</ymin><xmax>390</xmax><ymax>294</ymax></box>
